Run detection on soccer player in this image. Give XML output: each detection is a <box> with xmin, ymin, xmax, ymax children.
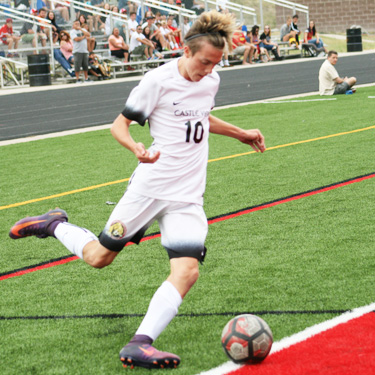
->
<box><xmin>9</xmin><ymin>10</ymin><xmax>266</xmax><ymax>370</ymax></box>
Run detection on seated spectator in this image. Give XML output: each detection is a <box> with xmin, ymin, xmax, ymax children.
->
<box><xmin>20</xmin><ymin>10</ymin><xmax>45</xmax><ymax>54</ymax></box>
<box><xmin>60</xmin><ymin>30</ymin><xmax>74</xmax><ymax>64</ymax></box>
<box><xmin>47</xmin><ymin>10</ymin><xmax>62</xmax><ymax>44</ymax></box>
<box><xmin>141</xmin><ymin>15</ymin><xmax>169</xmax><ymax>51</ymax></box>
<box><xmin>291</xmin><ymin>14</ymin><xmax>300</xmax><ymax>46</ymax></box>
<box><xmin>35</xmin><ymin>8</ymin><xmax>51</xmax><ymax>52</ymax></box>
<box><xmin>319</xmin><ymin>50</ymin><xmax>356</xmax><ymax>95</ymax></box>
<box><xmin>127</xmin><ymin>11</ymin><xmax>138</xmax><ymax>36</ymax></box>
<box><xmin>167</xmin><ymin>16</ymin><xmax>182</xmax><ymax>48</ymax></box>
<box><xmin>183</xmin><ymin>17</ymin><xmax>191</xmax><ymax>36</ymax></box>
<box><xmin>129</xmin><ymin>24</ymin><xmax>155</xmax><ymax>60</ymax></box>
<box><xmin>249</xmin><ymin>25</ymin><xmax>266</xmax><ymax>62</ymax></box>
<box><xmin>112</xmin><ymin>6</ymin><xmax>128</xmax><ymax>40</ymax></box>
<box><xmin>108</xmin><ymin>27</ymin><xmax>129</xmax><ymax>62</ymax></box>
<box><xmin>304</xmin><ymin>20</ymin><xmax>327</xmax><ymax>54</ymax></box>
<box><xmin>142</xmin><ymin>26</ymin><xmax>163</xmax><ymax>58</ymax></box>
<box><xmin>53</xmin><ymin>47</ymin><xmax>75</xmax><ymax>77</ymax></box>
<box><xmin>280</xmin><ymin>16</ymin><xmax>297</xmax><ymax>46</ymax></box>
<box><xmin>53</xmin><ymin>1</ymin><xmax>70</xmax><ymax>24</ymax></box>
<box><xmin>259</xmin><ymin>25</ymin><xmax>283</xmax><ymax>61</ymax></box>
<box><xmin>79</xmin><ymin>14</ymin><xmax>94</xmax><ymax>35</ymax></box>
<box><xmin>80</xmin><ymin>18</ymin><xmax>96</xmax><ymax>52</ymax></box>
<box><xmin>0</xmin><ymin>18</ymin><xmax>21</xmax><ymax>58</ymax></box>
<box><xmin>97</xmin><ymin>3</ymin><xmax>110</xmax><ymax>34</ymax></box>
<box><xmin>88</xmin><ymin>52</ymin><xmax>110</xmax><ymax>79</ymax></box>
<box><xmin>232</xmin><ymin>30</ymin><xmax>255</xmax><ymax>65</ymax></box>
<box><xmin>160</xmin><ymin>20</ymin><xmax>177</xmax><ymax>50</ymax></box>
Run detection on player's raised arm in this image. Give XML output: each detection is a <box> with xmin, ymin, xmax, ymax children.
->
<box><xmin>209</xmin><ymin>114</ymin><xmax>266</xmax><ymax>153</ymax></box>
<box><xmin>111</xmin><ymin>114</ymin><xmax>160</xmax><ymax>163</ymax></box>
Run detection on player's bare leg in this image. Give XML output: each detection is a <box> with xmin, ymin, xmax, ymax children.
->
<box><xmin>119</xmin><ymin>257</ymin><xmax>199</xmax><ymax>369</ymax></box>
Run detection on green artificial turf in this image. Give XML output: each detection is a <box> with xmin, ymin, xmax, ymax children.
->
<box><xmin>0</xmin><ymin>87</ymin><xmax>374</xmax><ymax>374</ymax></box>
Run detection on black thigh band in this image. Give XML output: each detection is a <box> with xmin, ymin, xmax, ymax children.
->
<box><xmin>164</xmin><ymin>246</ymin><xmax>207</xmax><ymax>264</ymax></box>
<box><xmin>98</xmin><ymin>227</ymin><xmax>148</xmax><ymax>252</ymax></box>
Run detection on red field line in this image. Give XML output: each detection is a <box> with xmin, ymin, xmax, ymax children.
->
<box><xmin>1</xmin><ymin>172</ymin><xmax>374</xmax><ymax>282</ymax></box>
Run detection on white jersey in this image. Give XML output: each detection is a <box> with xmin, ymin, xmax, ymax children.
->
<box><xmin>122</xmin><ymin>58</ymin><xmax>220</xmax><ymax>205</ymax></box>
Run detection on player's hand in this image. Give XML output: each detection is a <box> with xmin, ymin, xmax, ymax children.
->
<box><xmin>240</xmin><ymin>129</ymin><xmax>266</xmax><ymax>153</ymax></box>
<box><xmin>134</xmin><ymin>143</ymin><xmax>160</xmax><ymax>163</ymax></box>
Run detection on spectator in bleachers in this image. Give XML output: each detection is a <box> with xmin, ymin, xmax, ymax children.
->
<box><xmin>304</xmin><ymin>20</ymin><xmax>327</xmax><ymax>54</ymax></box>
<box><xmin>20</xmin><ymin>10</ymin><xmax>45</xmax><ymax>54</ymax></box>
<box><xmin>319</xmin><ymin>50</ymin><xmax>356</xmax><ymax>95</ymax></box>
<box><xmin>127</xmin><ymin>11</ymin><xmax>138</xmax><ymax>36</ymax></box>
<box><xmin>53</xmin><ymin>1</ymin><xmax>70</xmax><ymax>24</ymax></box>
<box><xmin>36</xmin><ymin>7</ymin><xmax>51</xmax><ymax>52</ymax></box>
<box><xmin>79</xmin><ymin>14</ymin><xmax>94</xmax><ymax>34</ymax></box>
<box><xmin>141</xmin><ymin>15</ymin><xmax>169</xmax><ymax>51</ymax></box>
<box><xmin>259</xmin><ymin>25</ymin><xmax>282</xmax><ymax>61</ymax></box>
<box><xmin>136</xmin><ymin>3</ymin><xmax>150</xmax><ymax>24</ymax></box>
<box><xmin>160</xmin><ymin>20</ymin><xmax>177</xmax><ymax>49</ymax></box>
<box><xmin>232</xmin><ymin>30</ymin><xmax>255</xmax><ymax>65</ymax></box>
<box><xmin>112</xmin><ymin>6</ymin><xmax>128</xmax><ymax>40</ymax></box>
<box><xmin>0</xmin><ymin>18</ymin><xmax>21</xmax><ymax>57</ymax></box>
<box><xmin>108</xmin><ymin>27</ymin><xmax>129</xmax><ymax>62</ymax></box>
<box><xmin>82</xmin><ymin>23</ymin><xmax>96</xmax><ymax>52</ymax></box>
<box><xmin>60</xmin><ymin>30</ymin><xmax>74</xmax><ymax>64</ymax></box>
<box><xmin>129</xmin><ymin>24</ymin><xmax>155</xmax><ymax>59</ymax></box>
<box><xmin>70</xmin><ymin>19</ymin><xmax>91</xmax><ymax>83</ymax></box>
<box><xmin>47</xmin><ymin>10</ymin><xmax>62</xmax><ymax>44</ymax></box>
<box><xmin>249</xmin><ymin>25</ymin><xmax>266</xmax><ymax>62</ymax></box>
<box><xmin>183</xmin><ymin>17</ymin><xmax>191</xmax><ymax>36</ymax></box>
<box><xmin>291</xmin><ymin>14</ymin><xmax>300</xmax><ymax>47</ymax></box>
<box><xmin>88</xmin><ymin>51</ymin><xmax>110</xmax><ymax>79</ymax></box>
<box><xmin>167</xmin><ymin>16</ymin><xmax>182</xmax><ymax>48</ymax></box>
<box><xmin>97</xmin><ymin>3</ymin><xmax>110</xmax><ymax>34</ymax></box>
<box><xmin>280</xmin><ymin>16</ymin><xmax>297</xmax><ymax>46</ymax></box>
<box><xmin>142</xmin><ymin>26</ymin><xmax>163</xmax><ymax>58</ymax></box>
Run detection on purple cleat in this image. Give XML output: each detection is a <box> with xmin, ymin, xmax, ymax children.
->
<box><xmin>9</xmin><ymin>209</ymin><xmax>68</xmax><ymax>239</ymax></box>
<box><xmin>119</xmin><ymin>343</ymin><xmax>180</xmax><ymax>369</ymax></box>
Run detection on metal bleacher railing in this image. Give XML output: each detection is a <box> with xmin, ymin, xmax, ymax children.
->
<box><xmin>259</xmin><ymin>0</ymin><xmax>309</xmax><ymax>30</ymax></box>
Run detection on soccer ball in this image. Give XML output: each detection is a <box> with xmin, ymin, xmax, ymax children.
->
<box><xmin>221</xmin><ymin>314</ymin><xmax>273</xmax><ymax>364</ymax></box>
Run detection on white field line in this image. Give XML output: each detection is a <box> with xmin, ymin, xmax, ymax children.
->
<box><xmin>262</xmin><ymin>98</ymin><xmax>337</xmax><ymax>104</ymax></box>
<box><xmin>196</xmin><ymin>302</ymin><xmax>375</xmax><ymax>375</ymax></box>
<box><xmin>1</xmin><ymin>82</ymin><xmax>375</xmax><ymax>148</ymax></box>
<box><xmin>368</xmin><ymin>96</ymin><xmax>375</xmax><ymax>98</ymax></box>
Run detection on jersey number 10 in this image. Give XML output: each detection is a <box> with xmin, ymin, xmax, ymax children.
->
<box><xmin>185</xmin><ymin>121</ymin><xmax>204</xmax><ymax>143</ymax></box>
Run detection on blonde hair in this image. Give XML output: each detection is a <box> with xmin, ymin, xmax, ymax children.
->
<box><xmin>184</xmin><ymin>11</ymin><xmax>236</xmax><ymax>54</ymax></box>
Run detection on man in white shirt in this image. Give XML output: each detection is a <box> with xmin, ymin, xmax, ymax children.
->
<box><xmin>10</xmin><ymin>10</ymin><xmax>266</xmax><ymax>370</ymax></box>
<box><xmin>319</xmin><ymin>50</ymin><xmax>357</xmax><ymax>95</ymax></box>
<box><xmin>129</xmin><ymin>25</ymin><xmax>154</xmax><ymax>59</ymax></box>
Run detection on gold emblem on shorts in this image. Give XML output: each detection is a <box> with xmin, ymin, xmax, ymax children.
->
<box><xmin>108</xmin><ymin>220</ymin><xmax>126</xmax><ymax>239</ymax></box>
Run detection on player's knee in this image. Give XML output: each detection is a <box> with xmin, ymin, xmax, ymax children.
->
<box><xmin>176</xmin><ymin>263</ymin><xmax>199</xmax><ymax>286</ymax></box>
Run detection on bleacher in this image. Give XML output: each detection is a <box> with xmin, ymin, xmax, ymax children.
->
<box><xmin>0</xmin><ymin>0</ymin><xmax>313</xmax><ymax>88</ymax></box>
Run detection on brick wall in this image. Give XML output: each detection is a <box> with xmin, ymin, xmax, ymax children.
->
<box><xmin>276</xmin><ymin>0</ymin><xmax>375</xmax><ymax>33</ymax></box>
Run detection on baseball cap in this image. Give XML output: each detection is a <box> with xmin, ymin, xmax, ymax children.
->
<box><xmin>31</xmin><ymin>8</ymin><xmax>38</xmax><ymax>14</ymax></box>
<box><xmin>176</xmin><ymin>0</ymin><xmax>182</xmax><ymax>3</ymax></box>
<box><xmin>6</xmin><ymin>18</ymin><xmax>13</xmax><ymax>23</ymax></box>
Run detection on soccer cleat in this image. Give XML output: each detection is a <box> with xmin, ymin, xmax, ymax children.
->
<box><xmin>9</xmin><ymin>209</ymin><xmax>68</xmax><ymax>239</ymax></box>
<box><xmin>119</xmin><ymin>343</ymin><xmax>180</xmax><ymax>369</ymax></box>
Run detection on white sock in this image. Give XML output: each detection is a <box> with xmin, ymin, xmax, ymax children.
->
<box><xmin>136</xmin><ymin>281</ymin><xmax>182</xmax><ymax>341</ymax></box>
<box><xmin>169</xmin><ymin>41</ymin><xmax>175</xmax><ymax>49</ymax></box>
<box><xmin>54</xmin><ymin>222</ymin><xmax>98</xmax><ymax>260</ymax></box>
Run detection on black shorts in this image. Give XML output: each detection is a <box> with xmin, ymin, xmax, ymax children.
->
<box><xmin>111</xmin><ymin>49</ymin><xmax>128</xmax><ymax>59</ymax></box>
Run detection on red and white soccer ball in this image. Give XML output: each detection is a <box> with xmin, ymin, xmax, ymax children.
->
<box><xmin>221</xmin><ymin>314</ymin><xmax>273</xmax><ymax>364</ymax></box>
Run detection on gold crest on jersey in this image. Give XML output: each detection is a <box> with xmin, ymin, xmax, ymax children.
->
<box><xmin>108</xmin><ymin>220</ymin><xmax>126</xmax><ymax>239</ymax></box>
